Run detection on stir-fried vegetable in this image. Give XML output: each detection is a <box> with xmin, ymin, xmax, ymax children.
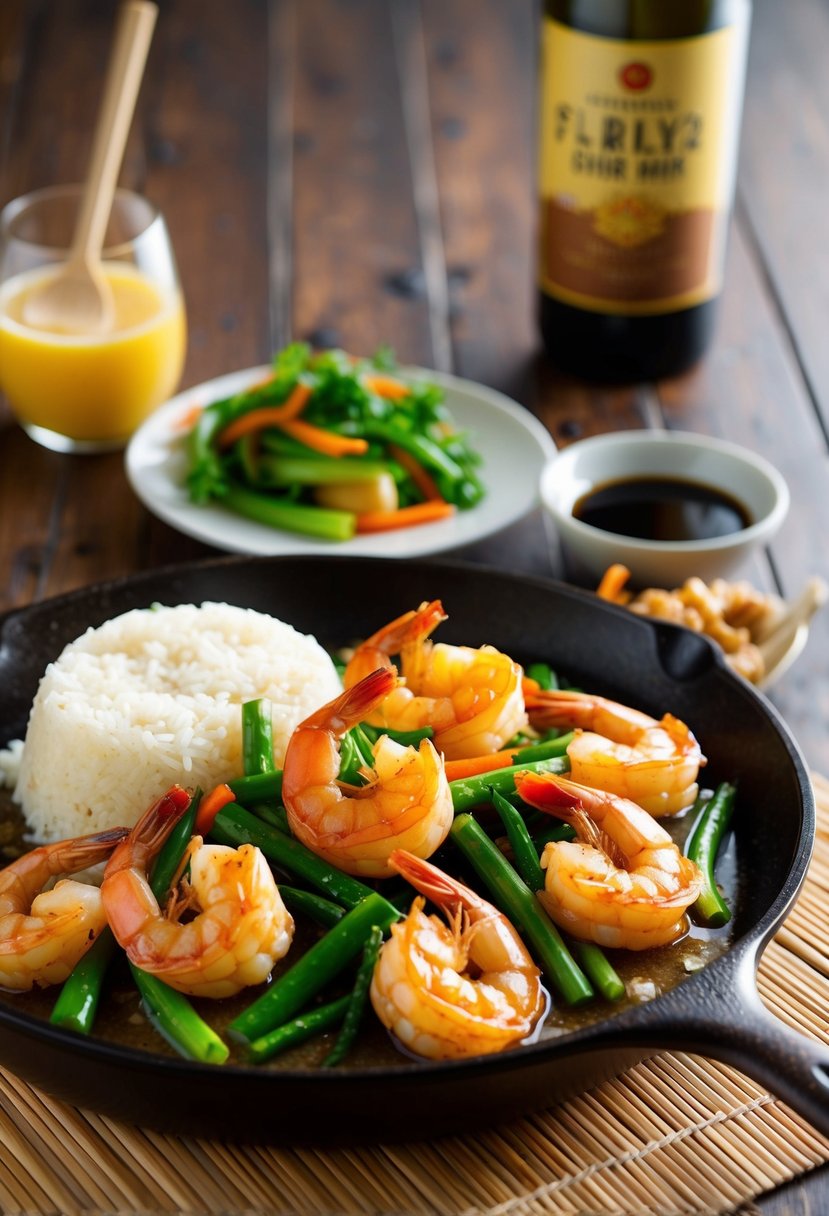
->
<box><xmin>185</xmin><ymin>344</ymin><xmax>485</xmax><ymax>539</ymax></box>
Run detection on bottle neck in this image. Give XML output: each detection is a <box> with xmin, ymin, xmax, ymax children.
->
<box><xmin>544</xmin><ymin>0</ymin><xmax>750</xmax><ymax>40</ymax></box>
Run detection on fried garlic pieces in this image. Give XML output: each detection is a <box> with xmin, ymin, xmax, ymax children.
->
<box><xmin>596</xmin><ymin>564</ymin><xmax>779</xmax><ymax>683</ymax></box>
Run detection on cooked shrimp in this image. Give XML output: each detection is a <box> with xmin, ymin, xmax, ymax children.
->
<box><xmin>0</xmin><ymin>827</ymin><xmax>128</xmax><ymax>991</ymax></box>
<box><xmin>523</xmin><ymin>688</ymin><xmax>704</xmax><ymax>816</ymax></box>
<box><xmin>345</xmin><ymin>600</ymin><xmax>527</xmax><ymax>760</ymax></box>
<box><xmin>281</xmin><ymin>667</ymin><xmax>453</xmax><ymax>878</ymax></box>
<box><xmin>101</xmin><ymin>786</ymin><xmax>294</xmax><ymax>998</ymax></box>
<box><xmin>515</xmin><ymin>771</ymin><xmax>702</xmax><ymax>951</ymax></box>
<box><xmin>370</xmin><ymin>849</ymin><xmax>545</xmax><ymax>1059</ymax></box>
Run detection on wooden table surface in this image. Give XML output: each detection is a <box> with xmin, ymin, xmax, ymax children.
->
<box><xmin>1</xmin><ymin>0</ymin><xmax>827</xmax><ymax>1211</ymax></box>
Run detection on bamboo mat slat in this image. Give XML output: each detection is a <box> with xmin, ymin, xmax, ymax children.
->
<box><xmin>1</xmin><ymin>786</ymin><xmax>829</xmax><ymax>1215</ymax></box>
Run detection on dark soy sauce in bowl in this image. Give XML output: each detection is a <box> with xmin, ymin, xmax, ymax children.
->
<box><xmin>573</xmin><ymin>476</ymin><xmax>753</xmax><ymax>543</ymax></box>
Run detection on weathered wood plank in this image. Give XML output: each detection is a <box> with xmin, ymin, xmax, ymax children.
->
<box><xmin>739</xmin><ymin>0</ymin><xmax>829</xmax><ymax>437</ymax></box>
<box><xmin>658</xmin><ymin>219</ymin><xmax>829</xmax><ymax>769</ymax></box>
<box><xmin>291</xmin><ymin>0</ymin><xmax>434</xmax><ymax>365</ymax></box>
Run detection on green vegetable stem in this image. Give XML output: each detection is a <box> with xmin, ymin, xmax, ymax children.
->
<box><xmin>450</xmin><ymin>814</ymin><xmax>593</xmax><ymax>1006</ymax></box>
<box><xmin>685</xmin><ymin>783</ymin><xmax>736</xmax><ymax>927</ymax></box>
<box><xmin>449</xmin><ymin>755</ymin><xmax>569</xmax><ymax>814</ymax></box>
<box><xmin>242</xmin><ymin>698</ymin><xmax>275</xmax><ymax>775</ymax></box>
<box><xmin>229</xmin><ymin>892</ymin><xmax>399</xmax><ymax>1046</ymax></box>
<box><xmin>322</xmin><ymin>924</ymin><xmax>384</xmax><ymax>1067</ymax></box>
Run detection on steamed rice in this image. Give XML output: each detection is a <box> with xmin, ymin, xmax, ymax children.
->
<box><xmin>7</xmin><ymin>602</ymin><xmax>342</xmax><ymax>842</ymax></box>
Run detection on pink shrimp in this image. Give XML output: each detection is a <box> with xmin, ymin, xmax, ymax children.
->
<box><xmin>281</xmin><ymin>668</ymin><xmax>453</xmax><ymax>878</ymax></box>
<box><xmin>515</xmin><ymin>771</ymin><xmax>702</xmax><ymax>951</ymax></box>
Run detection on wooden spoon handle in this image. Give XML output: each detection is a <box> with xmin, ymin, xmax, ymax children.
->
<box><xmin>71</xmin><ymin>0</ymin><xmax>158</xmax><ymax>266</ymax></box>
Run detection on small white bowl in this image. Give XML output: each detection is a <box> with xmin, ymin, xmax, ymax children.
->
<box><xmin>540</xmin><ymin>430</ymin><xmax>790</xmax><ymax>588</ymax></box>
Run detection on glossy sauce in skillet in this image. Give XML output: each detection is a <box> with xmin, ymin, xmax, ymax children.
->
<box><xmin>0</xmin><ymin>783</ymin><xmax>735</xmax><ymax>1069</ymax></box>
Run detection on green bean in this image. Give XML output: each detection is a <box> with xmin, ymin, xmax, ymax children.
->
<box><xmin>222</xmin><ymin>483</ymin><xmax>356</xmax><ymax>542</ymax></box>
<box><xmin>685</xmin><ymin>783</ymin><xmax>736</xmax><ymax>927</ymax></box>
<box><xmin>508</xmin><ymin>733</ymin><xmax>573</xmax><ymax>763</ymax></box>
<box><xmin>242</xmin><ymin>698</ymin><xmax>275</xmax><ymax>775</ymax></box>
<box><xmin>131</xmin><ymin>966</ymin><xmax>229</xmax><ymax>1064</ymax></box>
<box><xmin>450</xmin><ymin>755</ymin><xmax>569</xmax><ymax>814</ymax></box>
<box><xmin>50</xmin><ymin>929</ymin><xmax>118</xmax><ymax>1035</ymax></box>
<box><xmin>337</xmin><ymin>729</ymin><xmax>369</xmax><ymax>787</ymax></box>
<box><xmin>526</xmin><ymin>662</ymin><xmax>558</xmax><ymax>691</ymax></box>
<box><xmin>450</xmin><ymin>814</ymin><xmax>593</xmax><ymax>1006</ymax></box>
<box><xmin>245</xmin><ymin>996</ymin><xmax>350</xmax><ymax>1064</ymax></box>
<box><xmin>570</xmin><ymin>942</ymin><xmax>626</xmax><ymax>1002</ymax></box>
<box><xmin>359</xmin><ymin>723</ymin><xmax>434</xmax><ymax>748</ymax></box>
<box><xmin>133</xmin><ymin>790</ymin><xmax>231</xmax><ymax>1063</ymax></box>
<box><xmin>323</xmin><ymin>925</ymin><xmax>384</xmax><ymax>1067</ymax></box>
<box><xmin>149</xmin><ymin>791</ymin><xmax>200</xmax><ymax>902</ymax></box>
<box><xmin>490</xmin><ymin>789</ymin><xmax>545</xmax><ymax>893</ymax></box>
<box><xmin>210</xmin><ymin>803</ymin><xmax>398</xmax><ymax>915</ymax></box>
<box><xmin>489</xmin><ymin>792</ymin><xmax>623</xmax><ymax>1003</ymax></box>
<box><xmin>227</xmin><ymin>771</ymin><xmax>283</xmax><ymax>803</ymax></box>
<box><xmin>530</xmin><ymin>821</ymin><xmax>577</xmax><ymax>850</ymax></box>
<box><xmin>50</xmin><ymin>790</ymin><xmax>199</xmax><ymax>1036</ymax></box>
<box><xmin>279</xmin><ymin>886</ymin><xmax>345</xmax><ymax>929</ymax></box>
<box><xmin>251</xmin><ymin>802</ymin><xmax>290</xmax><ymax>832</ymax></box>
<box><xmin>258</xmin><ymin>455</ymin><xmax>394</xmax><ymax>485</ymax></box>
<box><xmin>228</xmin><ymin>892</ymin><xmax>399</xmax><ymax>1044</ymax></box>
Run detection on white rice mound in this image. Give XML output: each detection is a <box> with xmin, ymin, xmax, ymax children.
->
<box><xmin>11</xmin><ymin>602</ymin><xmax>342</xmax><ymax>842</ymax></box>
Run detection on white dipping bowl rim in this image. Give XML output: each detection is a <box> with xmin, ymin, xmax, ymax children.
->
<box><xmin>540</xmin><ymin>429</ymin><xmax>790</xmax><ymax>557</ymax></box>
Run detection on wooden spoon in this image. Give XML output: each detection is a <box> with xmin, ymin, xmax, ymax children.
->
<box><xmin>22</xmin><ymin>1</ymin><xmax>158</xmax><ymax>335</ymax></box>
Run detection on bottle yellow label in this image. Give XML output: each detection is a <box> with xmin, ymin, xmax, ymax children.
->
<box><xmin>538</xmin><ymin>18</ymin><xmax>749</xmax><ymax>315</ymax></box>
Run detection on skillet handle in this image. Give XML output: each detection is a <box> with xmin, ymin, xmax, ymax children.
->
<box><xmin>657</xmin><ymin>950</ymin><xmax>829</xmax><ymax>1138</ymax></box>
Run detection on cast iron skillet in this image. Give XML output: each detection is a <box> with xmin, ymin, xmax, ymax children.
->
<box><xmin>0</xmin><ymin>555</ymin><xmax>827</xmax><ymax>1144</ymax></box>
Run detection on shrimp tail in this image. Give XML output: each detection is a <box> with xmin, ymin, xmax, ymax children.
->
<box><xmin>373</xmin><ymin>600</ymin><xmax>447</xmax><ymax>656</ymax></box>
<box><xmin>50</xmin><ymin>826</ymin><xmax>131</xmax><ymax>871</ymax></box>
<box><xmin>515</xmin><ymin>772</ymin><xmax>629</xmax><ymax>868</ymax></box>
<box><xmin>344</xmin><ymin>601</ymin><xmax>447</xmax><ymax>686</ymax></box>
<box><xmin>302</xmin><ymin>666</ymin><xmax>397</xmax><ymax>732</ymax></box>
<box><xmin>389</xmin><ymin>848</ymin><xmax>464</xmax><ymax>909</ymax></box>
<box><xmin>105</xmin><ymin>785</ymin><xmax>192</xmax><ymax>879</ymax></box>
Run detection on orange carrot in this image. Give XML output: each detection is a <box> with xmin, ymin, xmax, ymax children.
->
<box><xmin>388</xmin><ymin>443</ymin><xmax>444</xmax><ymax>501</ymax></box>
<box><xmin>443</xmin><ymin>750</ymin><xmax>522</xmax><ymax>781</ymax></box>
<box><xmin>217</xmin><ymin>383</ymin><xmax>312</xmax><ymax>448</ymax></box>
<box><xmin>355</xmin><ymin>500</ymin><xmax>455</xmax><ymax>533</ymax></box>
<box><xmin>363</xmin><ymin>374</ymin><xmax>410</xmax><ymax>400</ymax></box>
<box><xmin>195</xmin><ymin>783</ymin><xmax>236</xmax><ymax>834</ymax></box>
<box><xmin>176</xmin><ymin>403</ymin><xmax>204</xmax><ymax>431</ymax></box>
<box><xmin>279</xmin><ymin>417</ymin><xmax>369</xmax><ymax>457</ymax></box>
<box><xmin>596</xmin><ymin>562</ymin><xmax>632</xmax><ymax>603</ymax></box>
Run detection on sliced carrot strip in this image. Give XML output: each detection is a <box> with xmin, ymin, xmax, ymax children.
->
<box><xmin>195</xmin><ymin>783</ymin><xmax>236</xmax><ymax>834</ymax></box>
<box><xmin>279</xmin><ymin>417</ymin><xmax>369</xmax><ymax>457</ymax></box>
<box><xmin>355</xmin><ymin>500</ymin><xmax>455</xmax><ymax>534</ymax></box>
<box><xmin>217</xmin><ymin>383</ymin><xmax>312</xmax><ymax>448</ymax></box>
<box><xmin>443</xmin><ymin>750</ymin><xmax>522</xmax><ymax>781</ymax></box>
<box><xmin>596</xmin><ymin>562</ymin><xmax>632</xmax><ymax>603</ymax></box>
<box><xmin>388</xmin><ymin>443</ymin><xmax>443</xmax><ymax>502</ymax></box>
<box><xmin>363</xmin><ymin>374</ymin><xmax>410</xmax><ymax>400</ymax></box>
<box><xmin>176</xmin><ymin>403</ymin><xmax>204</xmax><ymax>432</ymax></box>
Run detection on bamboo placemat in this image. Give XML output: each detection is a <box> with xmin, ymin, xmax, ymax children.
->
<box><xmin>1</xmin><ymin>782</ymin><xmax>828</xmax><ymax>1216</ymax></box>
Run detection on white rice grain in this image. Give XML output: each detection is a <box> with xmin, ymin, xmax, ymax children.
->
<box><xmin>8</xmin><ymin>602</ymin><xmax>342</xmax><ymax>842</ymax></box>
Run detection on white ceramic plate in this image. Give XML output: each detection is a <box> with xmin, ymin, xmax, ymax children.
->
<box><xmin>126</xmin><ymin>366</ymin><xmax>556</xmax><ymax>557</ymax></box>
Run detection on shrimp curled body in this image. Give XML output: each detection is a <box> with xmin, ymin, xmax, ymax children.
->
<box><xmin>282</xmin><ymin>667</ymin><xmax>453</xmax><ymax>878</ymax></box>
<box><xmin>345</xmin><ymin>601</ymin><xmax>527</xmax><ymax>760</ymax></box>
<box><xmin>102</xmin><ymin>787</ymin><xmax>294</xmax><ymax>998</ymax></box>
<box><xmin>515</xmin><ymin>771</ymin><xmax>702</xmax><ymax>951</ymax></box>
<box><xmin>0</xmin><ymin>827</ymin><xmax>127</xmax><ymax>991</ymax></box>
<box><xmin>524</xmin><ymin>689</ymin><xmax>704</xmax><ymax>816</ymax></box>
<box><xmin>370</xmin><ymin>849</ymin><xmax>545</xmax><ymax>1059</ymax></box>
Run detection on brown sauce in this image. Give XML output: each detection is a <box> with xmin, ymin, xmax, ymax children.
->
<box><xmin>573</xmin><ymin>475</ymin><xmax>752</xmax><ymax>542</ymax></box>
